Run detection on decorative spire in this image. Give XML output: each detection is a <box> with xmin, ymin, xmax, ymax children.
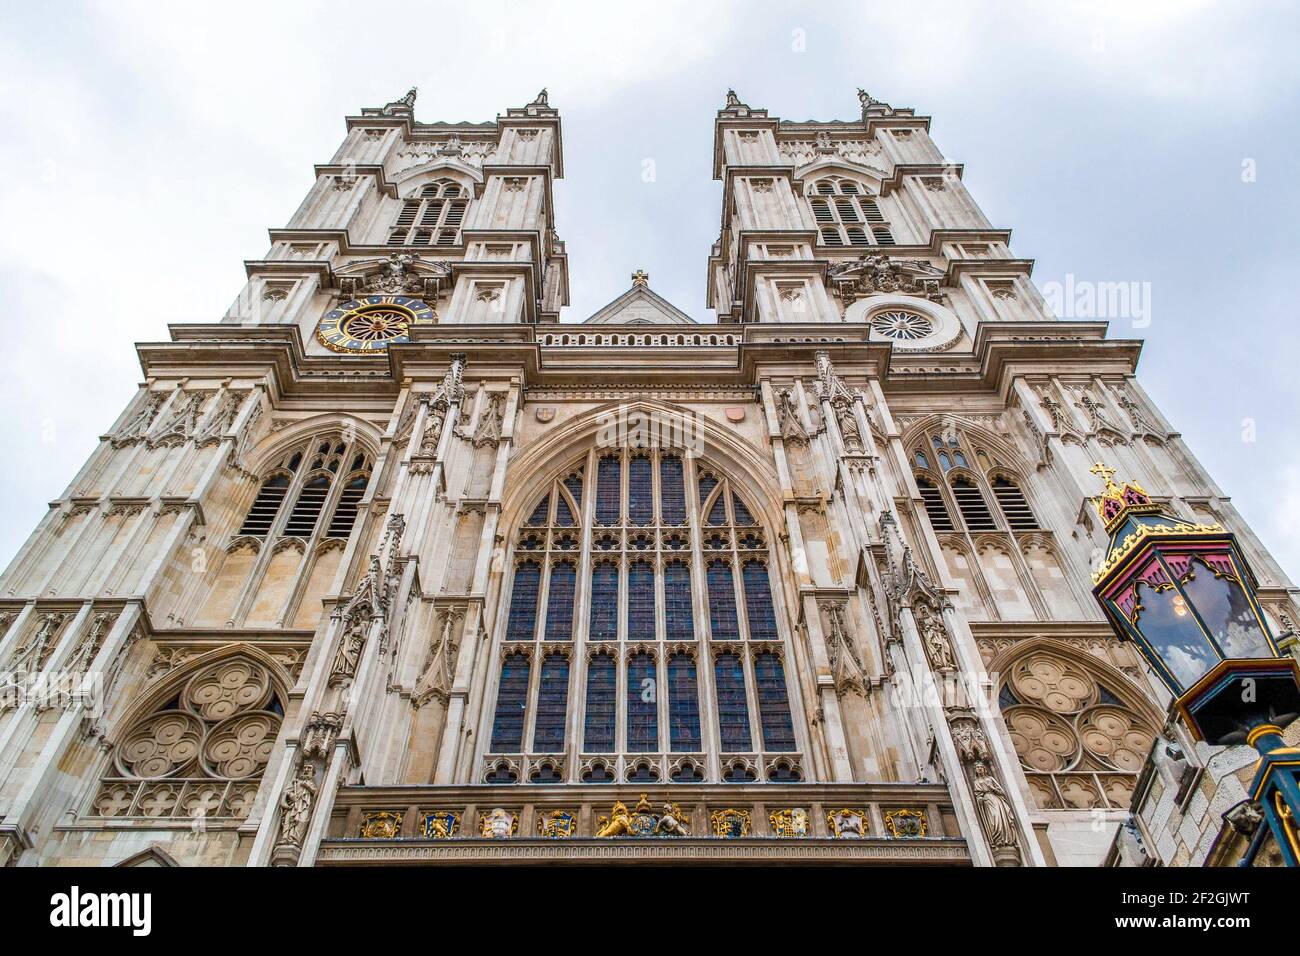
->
<box><xmin>631</xmin><ymin>269</ymin><xmax>649</xmax><ymax>287</ymax></box>
<box><xmin>382</xmin><ymin>87</ymin><xmax>418</xmax><ymax>116</ymax></box>
<box><xmin>1088</xmin><ymin>461</ymin><xmax>1158</xmax><ymax>531</ymax></box>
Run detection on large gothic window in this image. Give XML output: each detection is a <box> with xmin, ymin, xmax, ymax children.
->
<box><xmin>808</xmin><ymin>176</ymin><xmax>895</xmax><ymax>247</ymax></box>
<box><xmin>387</xmin><ymin>178</ymin><xmax>469</xmax><ymax>247</ymax></box>
<box><xmin>485</xmin><ymin>449</ymin><xmax>802</xmax><ymax>783</ymax></box>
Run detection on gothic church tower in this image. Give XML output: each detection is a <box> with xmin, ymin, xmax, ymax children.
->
<box><xmin>0</xmin><ymin>87</ymin><xmax>1292</xmax><ymax>867</ymax></box>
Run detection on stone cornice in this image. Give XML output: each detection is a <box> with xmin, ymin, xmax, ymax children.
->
<box><xmin>316</xmin><ymin>836</ymin><xmax>970</xmax><ymax>865</ymax></box>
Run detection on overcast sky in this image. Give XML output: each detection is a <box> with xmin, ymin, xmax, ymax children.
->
<box><xmin>1</xmin><ymin>0</ymin><xmax>1298</xmax><ymax>582</ymax></box>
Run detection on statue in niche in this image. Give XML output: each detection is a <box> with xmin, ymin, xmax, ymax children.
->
<box><xmin>277</xmin><ymin>763</ymin><xmax>318</xmax><ymax>848</ymax></box>
<box><xmin>971</xmin><ymin>761</ymin><xmax>1018</xmax><ymax>850</ymax></box>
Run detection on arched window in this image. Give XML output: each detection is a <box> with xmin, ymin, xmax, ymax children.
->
<box><xmin>489</xmin><ymin>652</ymin><xmax>531</xmax><ymax>751</ymax></box>
<box><xmin>237</xmin><ymin>435</ymin><xmax>372</xmax><ymax>542</ymax></box>
<box><xmin>951</xmin><ymin>476</ymin><xmax>997</xmax><ymax>531</ymax></box>
<box><xmin>92</xmin><ymin>656</ymin><xmax>284</xmax><ymax>820</ymax></box>
<box><xmin>916</xmin><ymin>474</ymin><xmax>955</xmax><ymax>531</ymax></box>
<box><xmin>583</xmin><ymin>653</ymin><xmax>616</xmax><ymax>751</ymax></box>
<box><xmin>998</xmin><ymin>648</ymin><xmax>1159</xmax><ymax>811</ymax></box>
<box><xmin>485</xmin><ymin>449</ymin><xmax>800</xmax><ymax>781</ymax></box>
<box><xmin>531</xmin><ymin>651</ymin><xmax>569</xmax><ymax>752</ymax></box>
<box><xmin>387</xmin><ymin>178</ymin><xmax>469</xmax><ymax>247</ymax></box>
<box><xmin>992</xmin><ymin>475</ymin><xmax>1038</xmax><ymax>531</ymax></box>
<box><xmin>809</xmin><ymin>176</ymin><xmax>895</xmax><ymax>247</ymax></box>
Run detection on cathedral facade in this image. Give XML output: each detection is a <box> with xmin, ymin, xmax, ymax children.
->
<box><xmin>0</xmin><ymin>87</ymin><xmax>1294</xmax><ymax>868</ymax></box>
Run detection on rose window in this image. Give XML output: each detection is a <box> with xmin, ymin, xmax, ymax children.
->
<box><xmin>869</xmin><ymin>309</ymin><xmax>933</xmax><ymax>340</ymax></box>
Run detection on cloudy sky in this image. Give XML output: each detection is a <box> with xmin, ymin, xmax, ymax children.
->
<box><xmin>1</xmin><ymin>0</ymin><xmax>1298</xmax><ymax>580</ymax></box>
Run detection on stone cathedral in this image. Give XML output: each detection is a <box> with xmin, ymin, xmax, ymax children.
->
<box><xmin>0</xmin><ymin>86</ymin><xmax>1294</xmax><ymax>869</ymax></box>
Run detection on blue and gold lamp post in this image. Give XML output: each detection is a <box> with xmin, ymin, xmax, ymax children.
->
<box><xmin>1088</xmin><ymin>463</ymin><xmax>1300</xmax><ymax>866</ymax></box>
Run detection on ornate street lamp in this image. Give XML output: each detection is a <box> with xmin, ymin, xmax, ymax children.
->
<box><xmin>1088</xmin><ymin>463</ymin><xmax>1300</xmax><ymax>866</ymax></box>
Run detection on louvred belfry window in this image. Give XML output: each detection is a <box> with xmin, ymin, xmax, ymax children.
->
<box><xmin>809</xmin><ymin>176</ymin><xmax>895</xmax><ymax>247</ymax></box>
<box><xmin>387</xmin><ymin>178</ymin><xmax>469</xmax><ymax>247</ymax></box>
<box><xmin>238</xmin><ymin>436</ymin><xmax>371</xmax><ymax>541</ymax></box>
<box><xmin>483</xmin><ymin>448</ymin><xmax>803</xmax><ymax>782</ymax></box>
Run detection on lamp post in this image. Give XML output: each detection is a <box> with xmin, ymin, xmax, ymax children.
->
<box><xmin>1088</xmin><ymin>463</ymin><xmax>1300</xmax><ymax>866</ymax></box>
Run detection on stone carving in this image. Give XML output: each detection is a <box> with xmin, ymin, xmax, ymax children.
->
<box><xmin>147</xmin><ymin>391</ymin><xmax>209</xmax><ymax>448</ymax></box>
<box><xmin>826</xmin><ymin>808</ymin><xmax>868</xmax><ymax>838</ymax></box>
<box><xmin>63</xmin><ymin>611</ymin><xmax>116</xmax><ymax>676</ymax></box>
<box><xmin>971</xmin><ymin>762</ymin><xmax>1019</xmax><ymax>852</ymax></box>
<box><xmin>469</xmin><ymin>391</ymin><xmax>506</xmax><ymax>447</ymax></box>
<box><xmin>479</xmin><ymin>807</ymin><xmax>517</xmax><ymax>838</ymax></box>
<box><xmin>774</xmin><ymin>387</ymin><xmax>810</xmax><ymax>446</ymax></box>
<box><xmin>1074</xmin><ymin>391</ymin><xmax>1121</xmax><ymax>435</ymax></box>
<box><xmin>111</xmin><ymin>392</ymin><xmax>165</xmax><ymax>447</ymax></box>
<box><xmin>414</xmin><ymin>607</ymin><xmax>462</xmax><ymax>707</ymax></box>
<box><xmin>275</xmin><ymin>764</ymin><xmax>318</xmax><ymax>848</ymax></box>
<box><xmin>411</xmin><ymin>354</ymin><xmax>466</xmax><ymax>465</ymax></box>
<box><xmin>595</xmin><ymin>794</ymin><xmax>690</xmax><ymax>837</ymax></box>
<box><xmin>821</xmin><ymin>600</ymin><xmax>867</xmax><ymax>697</ymax></box>
<box><xmin>301</xmin><ymin>711</ymin><xmax>343</xmax><ymax>760</ymax></box>
<box><xmin>193</xmin><ymin>391</ymin><xmax>244</xmax><ymax>447</ymax></box>
<box><xmin>396</xmin><ymin>139</ymin><xmax>497</xmax><ymax>170</ymax></box>
<box><xmin>914</xmin><ymin>599</ymin><xmax>956</xmax><ymax>671</ymax></box>
<box><xmin>812</xmin><ymin>350</ymin><xmax>867</xmax><ymax>455</ymax></box>
<box><xmin>1034</xmin><ymin>387</ymin><xmax>1065</xmax><ymax>432</ymax></box>
<box><xmin>359</xmin><ymin>810</ymin><xmax>402</xmax><ymax>839</ymax></box>
<box><xmin>710</xmin><ymin>807</ymin><xmax>752</xmax><ymax>837</ymax></box>
<box><xmin>827</xmin><ymin>253</ymin><xmax>946</xmax><ymax>304</ymax></box>
<box><xmin>1114</xmin><ymin>387</ymin><xmax>1156</xmax><ymax>433</ymax></box>
<box><xmin>382</xmin><ymin>87</ymin><xmax>417</xmax><ymax>116</ymax></box>
<box><xmin>6</xmin><ymin>612</ymin><xmax>67</xmax><ymax>674</ymax></box>
<box><xmin>947</xmin><ymin>708</ymin><xmax>1021</xmax><ymax>863</ymax></box>
<box><xmin>338</xmin><ymin>251</ymin><xmax>449</xmax><ymax>300</ymax></box>
<box><xmin>770</xmin><ymin>807</ymin><xmax>810</xmax><ymax>837</ymax></box>
<box><xmin>328</xmin><ymin>514</ymin><xmax>405</xmax><ymax>687</ymax></box>
<box><xmin>883</xmin><ymin>807</ymin><xmax>928</xmax><ymax>838</ymax></box>
<box><xmin>328</xmin><ymin>601</ymin><xmax>370</xmax><ymax>687</ymax></box>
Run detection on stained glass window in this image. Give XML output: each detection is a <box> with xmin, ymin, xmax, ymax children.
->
<box><xmin>664</xmin><ymin>560</ymin><xmax>694</xmax><ymax>641</ymax></box>
<box><xmin>660</xmin><ymin>455</ymin><xmax>686</xmax><ymax>524</ymax></box>
<box><xmin>731</xmin><ymin>494</ymin><xmax>754</xmax><ymax>526</ymax></box>
<box><xmin>532</xmin><ymin>652</ymin><xmax>569</xmax><ymax>752</ymax></box>
<box><xmin>742</xmin><ymin>560</ymin><xmax>779</xmax><ymax>641</ymax></box>
<box><xmin>491</xmin><ymin>452</ymin><xmax>802</xmax><ymax>778</ymax></box>
<box><xmin>595</xmin><ymin>455</ymin><xmax>621</xmax><ymax>525</ymax></box>
<box><xmin>526</xmin><ymin>495</ymin><xmax>550</xmax><ymax>526</ymax></box>
<box><xmin>707</xmin><ymin>559</ymin><xmax>740</xmax><ymax>640</ymax></box>
<box><xmin>584</xmin><ymin>653</ymin><xmax>616</xmax><ymax>750</ymax></box>
<box><xmin>554</xmin><ymin>495</ymin><xmax>575</xmax><ymax>527</ymax></box>
<box><xmin>714</xmin><ymin>652</ymin><xmax>752</xmax><ymax>751</ymax></box>
<box><xmin>490</xmin><ymin>652</ymin><xmax>531</xmax><ymax>751</ymax></box>
<box><xmin>544</xmin><ymin>560</ymin><xmax>576</xmax><ymax>641</ymax></box>
<box><xmin>627</xmin><ymin>560</ymin><xmax>655</xmax><ymax>641</ymax></box>
<box><xmin>754</xmin><ymin>651</ymin><xmax>796</xmax><ymax>752</ymax></box>
<box><xmin>505</xmin><ymin>561</ymin><xmax>541</xmax><ymax>641</ymax></box>
<box><xmin>668</xmin><ymin>653</ymin><xmax>701</xmax><ymax>751</ymax></box>
<box><xmin>628</xmin><ymin>455</ymin><xmax>653</xmax><ymax>525</ymax></box>
<box><xmin>627</xmin><ymin>652</ymin><xmax>658</xmax><ymax>751</ymax></box>
<box><xmin>590</xmin><ymin>561</ymin><xmax>618</xmax><ymax>640</ymax></box>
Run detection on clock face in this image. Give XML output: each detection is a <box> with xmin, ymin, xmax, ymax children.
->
<box><xmin>315</xmin><ymin>295</ymin><xmax>436</xmax><ymax>354</ymax></box>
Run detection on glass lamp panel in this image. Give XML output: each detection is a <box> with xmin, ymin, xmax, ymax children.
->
<box><xmin>1130</xmin><ymin>579</ymin><xmax>1221</xmax><ymax>693</ymax></box>
<box><xmin>1180</xmin><ymin>559</ymin><xmax>1272</xmax><ymax>659</ymax></box>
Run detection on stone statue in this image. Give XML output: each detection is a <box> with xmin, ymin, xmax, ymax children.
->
<box><xmin>480</xmin><ymin>807</ymin><xmax>515</xmax><ymax>838</ymax></box>
<box><xmin>595</xmin><ymin>800</ymin><xmax>632</xmax><ymax>837</ymax></box>
<box><xmin>917</xmin><ymin>603</ymin><xmax>956</xmax><ymax>670</ymax></box>
<box><xmin>277</xmin><ymin>763</ymin><xmax>318</xmax><ymax>848</ymax></box>
<box><xmin>971</xmin><ymin>761</ymin><xmax>1018</xmax><ymax>849</ymax></box>
<box><xmin>328</xmin><ymin>613</ymin><xmax>367</xmax><ymax>686</ymax></box>
<box><xmin>654</xmin><ymin>803</ymin><xmax>690</xmax><ymax>837</ymax></box>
